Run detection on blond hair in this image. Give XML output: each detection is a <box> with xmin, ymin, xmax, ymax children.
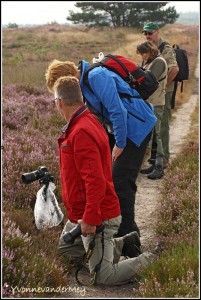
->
<box><xmin>45</xmin><ymin>60</ymin><xmax>78</xmax><ymax>92</ymax></box>
<box><xmin>54</xmin><ymin>76</ymin><xmax>83</xmax><ymax>106</ymax></box>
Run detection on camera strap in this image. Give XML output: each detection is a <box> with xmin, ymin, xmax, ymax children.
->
<box><xmin>75</xmin><ymin>230</ymin><xmax>105</xmax><ymax>286</ymax></box>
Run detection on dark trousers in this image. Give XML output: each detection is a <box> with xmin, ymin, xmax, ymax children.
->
<box><xmin>108</xmin><ymin>132</ymin><xmax>151</xmax><ymax>237</ymax></box>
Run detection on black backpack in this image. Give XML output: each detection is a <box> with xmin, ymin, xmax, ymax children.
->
<box><xmin>83</xmin><ymin>54</ymin><xmax>159</xmax><ymax>101</ymax></box>
<box><xmin>158</xmin><ymin>42</ymin><xmax>189</xmax><ymax>108</ymax></box>
<box><xmin>158</xmin><ymin>43</ymin><xmax>189</xmax><ymax>89</ymax></box>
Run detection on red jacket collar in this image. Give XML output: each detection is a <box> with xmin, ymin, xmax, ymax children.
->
<box><xmin>61</xmin><ymin>104</ymin><xmax>88</xmax><ymax>135</ymax></box>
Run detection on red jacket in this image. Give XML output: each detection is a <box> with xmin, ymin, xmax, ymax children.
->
<box><xmin>58</xmin><ymin>105</ymin><xmax>121</xmax><ymax>225</ymax></box>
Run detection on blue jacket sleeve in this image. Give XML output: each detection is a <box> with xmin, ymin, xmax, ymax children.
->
<box><xmin>88</xmin><ymin>70</ymin><xmax>128</xmax><ymax>148</ymax></box>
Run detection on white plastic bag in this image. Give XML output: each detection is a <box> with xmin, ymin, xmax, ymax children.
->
<box><xmin>34</xmin><ymin>182</ymin><xmax>64</xmax><ymax>230</ymax></box>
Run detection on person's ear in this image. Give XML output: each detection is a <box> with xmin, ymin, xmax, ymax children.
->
<box><xmin>57</xmin><ymin>98</ymin><xmax>63</xmax><ymax>108</ymax></box>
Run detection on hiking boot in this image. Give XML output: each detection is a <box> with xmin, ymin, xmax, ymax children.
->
<box><xmin>114</xmin><ymin>222</ymin><xmax>141</xmax><ymax>238</ymax></box>
<box><xmin>147</xmin><ymin>166</ymin><xmax>164</xmax><ymax>180</ymax></box>
<box><xmin>114</xmin><ymin>226</ymin><xmax>140</xmax><ymax>238</ymax></box>
<box><xmin>122</xmin><ymin>231</ymin><xmax>142</xmax><ymax>258</ymax></box>
<box><xmin>140</xmin><ymin>164</ymin><xmax>154</xmax><ymax>174</ymax></box>
<box><xmin>147</xmin><ymin>158</ymin><xmax>156</xmax><ymax>165</ymax></box>
<box><xmin>147</xmin><ymin>156</ymin><xmax>164</xmax><ymax>179</ymax></box>
<box><xmin>147</xmin><ymin>144</ymin><xmax>157</xmax><ymax>164</ymax></box>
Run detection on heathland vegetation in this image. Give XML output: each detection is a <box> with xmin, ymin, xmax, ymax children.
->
<box><xmin>2</xmin><ymin>24</ymin><xmax>199</xmax><ymax>297</ymax></box>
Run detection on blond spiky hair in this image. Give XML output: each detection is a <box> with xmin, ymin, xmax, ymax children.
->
<box><xmin>45</xmin><ymin>59</ymin><xmax>78</xmax><ymax>92</ymax></box>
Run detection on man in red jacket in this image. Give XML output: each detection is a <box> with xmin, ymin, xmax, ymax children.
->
<box><xmin>52</xmin><ymin>75</ymin><xmax>158</xmax><ymax>286</ymax></box>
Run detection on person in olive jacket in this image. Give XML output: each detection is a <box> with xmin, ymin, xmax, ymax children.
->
<box><xmin>142</xmin><ymin>22</ymin><xmax>179</xmax><ymax>168</ymax></box>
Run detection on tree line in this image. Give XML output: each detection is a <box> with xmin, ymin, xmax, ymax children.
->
<box><xmin>67</xmin><ymin>2</ymin><xmax>179</xmax><ymax>28</ymax></box>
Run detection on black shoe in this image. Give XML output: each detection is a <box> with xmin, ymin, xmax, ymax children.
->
<box><xmin>115</xmin><ymin>223</ymin><xmax>140</xmax><ymax>238</ymax></box>
<box><xmin>147</xmin><ymin>166</ymin><xmax>164</xmax><ymax>180</ymax></box>
<box><xmin>122</xmin><ymin>231</ymin><xmax>142</xmax><ymax>258</ymax></box>
<box><xmin>147</xmin><ymin>158</ymin><xmax>156</xmax><ymax>165</ymax></box>
<box><xmin>140</xmin><ymin>165</ymin><xmax>154</xmax><ymax>174</ymax></box>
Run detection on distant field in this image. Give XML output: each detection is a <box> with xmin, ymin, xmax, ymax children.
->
<box><xmin>2</xmin><ymin>23</ymin><xmax>199</xmax><ymax>88</ymax></box>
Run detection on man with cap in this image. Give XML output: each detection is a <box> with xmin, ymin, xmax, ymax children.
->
<box><xmin>141</xmin><ymin>22</ymin><xmax>179</xmax><ymax>177</ymax></box>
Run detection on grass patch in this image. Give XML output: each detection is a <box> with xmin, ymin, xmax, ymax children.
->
<box><xmin>134</xmin><ymin>242</ymin><xmax>198</xmax><ymax>298</ymax></box>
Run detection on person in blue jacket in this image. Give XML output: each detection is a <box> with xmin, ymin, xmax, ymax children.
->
<box><xmin>45</xmin><ymin>57</ymin><xmax>157</xmax><ymax>253</ymax></box>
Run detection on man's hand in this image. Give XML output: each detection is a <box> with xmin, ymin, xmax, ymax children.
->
<box><xmin>78</xmin><ymin>219</ymin><xmax>96</xmax><ymax>236</ymax></box>
<box><xmin>112</xmin><ymin>144</ymin><xmax>124</xmax><ymax>161</ymax></box>
<box><xmin>166</xmin><ymin>66</ymin><xmax>179</xmax><ymax>88</ymax></box>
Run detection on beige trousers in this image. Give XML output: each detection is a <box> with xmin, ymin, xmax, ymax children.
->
<box><xmin>58</xmin><ymin>216</ymin><xmax>155</xmax><ymax>286</ymax></box>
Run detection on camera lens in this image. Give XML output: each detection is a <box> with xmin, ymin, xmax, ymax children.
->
<box><xmin>21</xmin><ymin>166</ymin><xmax>49</xmax><ymax>184</ymax></box>
<box><xmin>63</xmin><ymin>224</ymin><xmax>82</xmax><ymax>244</ymax></box>
<box><xmin>21</xmin><ymin>170</ymin><xmax>40</xmax><ymax>184</ymax></box>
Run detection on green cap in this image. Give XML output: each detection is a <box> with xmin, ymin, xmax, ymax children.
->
<box><xmin>142</xmin><ymin>22</ymin><xmax>159</xmax><ymax>33</ymax></box>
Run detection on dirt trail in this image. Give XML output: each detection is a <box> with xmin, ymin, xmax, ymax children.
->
<box><xmin>60</xmin><ymin>71</ymin><xmax>198</xmax><ymax>298</ymax></box>
<box><xmin>136</xmin><ymin>93</ymin><xmax>198</xmax><ymax>250</ymax></box>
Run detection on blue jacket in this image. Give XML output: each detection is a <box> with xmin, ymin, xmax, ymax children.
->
<box><xmin>80</xmin><ymin>60</ymin><xmax>157</xmax><ymax>148</ymax></box>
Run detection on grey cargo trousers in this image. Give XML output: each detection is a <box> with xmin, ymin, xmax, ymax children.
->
<box><xmin>58</xmin><ymin>216</ymin><xmax>155</xmax><ymax>286</ymax></box>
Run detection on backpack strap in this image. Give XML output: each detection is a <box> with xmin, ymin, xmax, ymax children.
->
<box><xmin>172</xmin><ymin>44</ymin><xmax>179</xmax><ymax>49</ymax></box>
<box><xmin>171</xmin><ymin>81</ymin><xmax>178</xmax><ymax>109</ymax></box>
<box><xmin>158</xmin><ymin>76</ymin><xmax>166</xmax><ymax>82</ymax></box>
<box><xmin>158</xmin><ymin>41</ymin><xmax>170</xmax><ymax>53</ymax></box>
<box><xmin>83</xmin><ymin>63</ymin><xmax>101</xmax><ymax>94</ymax></box>
<box><xmin>75</xmin><ymin>229</ymin><xmax>105</xmax><ymax>286</ymax></box>
<box><xmin>103</xmin><ymin>54</ymin><xmax>134</xmax><ymax>83</ymax></box>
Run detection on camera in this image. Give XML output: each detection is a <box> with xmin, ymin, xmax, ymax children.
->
<box><xmin>63</xmin><ymin>223</ymin><xmax>105</xmax><ymax>244</ymax></box>
<box><xmin>21</xmin><ymin>166</ymin><xmax>53</xmax><ymax>184</ymax></box>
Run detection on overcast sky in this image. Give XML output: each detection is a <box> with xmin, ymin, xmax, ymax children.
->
<box><xmin>1</xmin><ymin>1</ymin><xmax>200</xmax><ymax>25</ymax></box>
